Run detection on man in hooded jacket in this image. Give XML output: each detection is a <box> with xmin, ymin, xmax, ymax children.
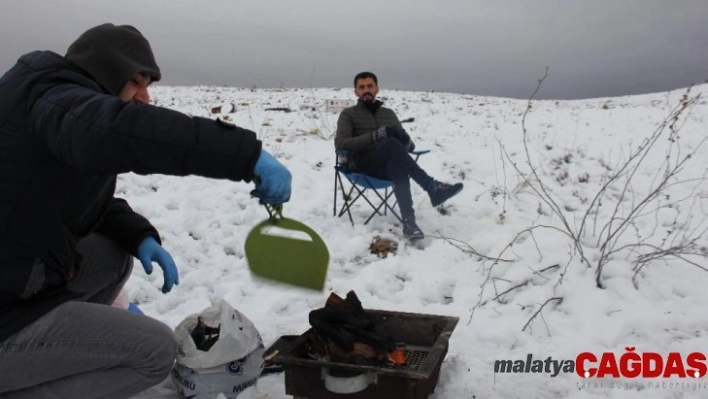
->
<box><xmin>0</xmin><ymin>23</ymin><xmax>291</xmax><ymax>398</ymax></box>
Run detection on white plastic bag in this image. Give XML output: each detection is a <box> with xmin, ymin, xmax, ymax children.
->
<box><xmin>171</xmin><ymin>299</ymin><xmax>265</xmax><ymax>398</ymax></box>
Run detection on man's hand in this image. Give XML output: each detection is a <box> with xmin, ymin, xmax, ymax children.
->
<box><xmin>252</xmin><ymin>149</ymin><xmax>292</xmax><ymax>205</ymax></box>
<box><xmin>371</xmin><ymin>126</ymin><xmax>401</xmax><ymax>143</ymax></box>
<box><xmin>372</xmin><ymin>126</ymin><xmax>412</xmax><ymax>149</ymax></box>
<box><xmin>396</xmin><ymin>128</ymin><xmax>412</xmax><ymax>147</ymax></box>
<box><xmin>137</xmin><ymin>236</ymin><xmax>179</xmax><ymax>294</ymax></box>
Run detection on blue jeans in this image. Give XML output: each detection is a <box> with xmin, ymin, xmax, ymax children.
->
<box><xmin>0</xmin><ymin>234</ymin><xmax>177</xmax><ymax>398</ymax></box>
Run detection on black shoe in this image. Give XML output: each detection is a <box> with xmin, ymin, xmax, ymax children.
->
<box><xmin>403</xmin><ymin>218</ymin><xmax>425</xmax><ymax>241</ymax></box>
<box><xmin>428</xmin><ymin>181</ymin><xmax>463</xmax><ymax>207</ymax></box>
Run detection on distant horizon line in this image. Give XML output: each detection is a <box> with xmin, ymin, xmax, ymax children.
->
<box><xmin>149</xmin><ymin>82</ymin><xmax>707</xmax><ymax>102</ymax></box>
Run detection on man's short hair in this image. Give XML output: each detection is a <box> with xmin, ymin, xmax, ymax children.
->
<box><xmin>353</xmin><ymin>72</ymin><xmax>378</xmax><ymax>87</ymax></box>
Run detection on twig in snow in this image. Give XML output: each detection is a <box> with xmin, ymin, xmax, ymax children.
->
<box><xmin>522</xmin><ymin>297</ymin><xmax>563</xmax><ymax>334</ymax></box>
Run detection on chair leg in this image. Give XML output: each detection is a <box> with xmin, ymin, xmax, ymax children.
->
<box><xmin>372</xmin><ymin>189</ymin><xmax>402</xmax><ymax>224</ymax></box>
<box><xmin>333</xmin><ymin>171</ymin><xmax>338</xmax><ymax>217</ymax></box>
<box><xmin>334</xmin><ymin>172</ymin><xmax>404</xmax><ymax>226</ymax></box>
<box><xmin>335</xmin><ymin>171</ymin><xmax>356</xmax><ymax>226</ymax></box>
<box><xmin>360</xmin><ymin>177</ymin><xmax>402</xmax><ymax>225</ymax></box>
<box><xmin>338</xmin><ymin>175</ymin><xmax>386</xmax><ymax>226</ymax></box>
<box><xmin>340</xmin><ymin>186</ymin><xmax>363</xmax><ymax>224</ymax></box>
<box><xmin>341</xmin><ymin>183</ymin><xmax>372</xmax><ymax>224</ymax></box>
<box><xmin>383</xmin><ymin>187</ymin><xmax>388</xmax><ymax>216</ymax></box>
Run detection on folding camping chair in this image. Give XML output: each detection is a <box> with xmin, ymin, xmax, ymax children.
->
<box><xmin>333</xmin><ymin>149</ymin><xmax>429</xmax><ymax>226</ymax></box>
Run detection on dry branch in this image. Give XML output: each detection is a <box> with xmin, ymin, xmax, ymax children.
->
<box><xmin>522</xmin><ymin>297</ymin><xmax>563</xmax><ymax>334</ymax></box>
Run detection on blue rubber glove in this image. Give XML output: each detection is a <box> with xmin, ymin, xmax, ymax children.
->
<box><xmin>252</xmin><ymin>149</ymin><xmax>292</xmax><ymax>205</ymax></box>
<box><xmin>127</xmin><ymin>302</ymin><xmax>144</xmax><ymax>315</ymax></box>
<box><xmin>137</xmin><ymin>236</ymin><xmax>179</xmax><ymax>294</ymax></box>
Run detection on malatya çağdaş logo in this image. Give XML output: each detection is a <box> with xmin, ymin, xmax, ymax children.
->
<box><xmin>494</xmin><ymin>348</ymin><xmax>707</xmax><ymax>379</ymax></box>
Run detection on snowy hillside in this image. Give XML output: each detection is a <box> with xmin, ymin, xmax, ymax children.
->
<box><xmin>126</xmin><ymin>83</ymin><xmax>708</xmax><ymax>399</ymax></box>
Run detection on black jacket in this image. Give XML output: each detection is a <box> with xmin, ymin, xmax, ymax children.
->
<box><xmin>0</xmin><ymin>51</ymin><xmax>261</xmax><ymax>341</ymax></box>
<box><xmin>334</xmin><ymin>100</ymin><xmax>403</xmax><ymax>154</ymax></box>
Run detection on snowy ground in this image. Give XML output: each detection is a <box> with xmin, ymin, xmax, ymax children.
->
<box><xmin>127</xmin><ymin>83</ymin><xmax>708</xmax><ymax>399</ymax></box>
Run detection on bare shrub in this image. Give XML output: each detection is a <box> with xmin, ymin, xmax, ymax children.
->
<box><xmin>463</xmin><ymin>69</ymin><xmax>706</xmax><ymax>331</ymax></box>
<box><xmin>512</xmin><ymin>69</ymin><xmax>706</xmax><ymax>288</ymax></box>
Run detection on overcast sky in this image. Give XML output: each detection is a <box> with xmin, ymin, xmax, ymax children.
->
<box><xmin>2</xmin><ymin>0</ymin><xmax>706</xmax><ymax>100</ymax></box>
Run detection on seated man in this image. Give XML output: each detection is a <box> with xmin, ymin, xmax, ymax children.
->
<box><xmin>335</xmin><ymin>71</ymin><xmax>463</xmax><ymax>241</ymax></box>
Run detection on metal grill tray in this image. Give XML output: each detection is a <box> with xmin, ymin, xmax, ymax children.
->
<box><xmin>272</xmin><ymin>309</ymin><xmax>459</xmax><ymax>399</ymax></box>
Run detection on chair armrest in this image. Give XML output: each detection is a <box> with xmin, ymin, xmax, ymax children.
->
<box><xmin>337</xmin><ymin>148</ymin><xmax>428</xmax><ymax>166</ymax></box>
<box><xmin>339</xmin><ymin>149</ymin><xmax>428</xmax><ymax>156</ymax></box>
<box><xmin>335</xmin><ymin>149</ymin><xmax>350</xmax><ymax>170</ymax></box>
<box><xmin>410</xmin><ymin>149</ymin><xmax>430</xmax><ymax>162</ymax></box>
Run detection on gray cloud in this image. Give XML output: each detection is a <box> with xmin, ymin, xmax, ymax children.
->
<box><xmin>2</xmin><ymin>0</ymin><xmax>706</xmax><ymax>99</ymax></box>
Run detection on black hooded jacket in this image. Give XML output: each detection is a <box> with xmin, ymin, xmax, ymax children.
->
<box><xmin>0</xmin><ymin>50</ymin><xmax>261</xmax><ymax>341</ymax></box>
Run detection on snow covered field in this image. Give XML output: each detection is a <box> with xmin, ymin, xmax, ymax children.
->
<box><xmin>127</xmin><ymin>83</ymin><xmax>708</xmax><ymax>399</ymax></box>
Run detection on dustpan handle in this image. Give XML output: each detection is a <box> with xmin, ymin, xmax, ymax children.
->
<box><xmin>253</xmin><ymin>218</ymin><xmax>321</xmax><ymax>243</ymax></box>
<box><xmin>264</xmin><ymin>204</ymin><xmax>284</xmax><ymax>220</ymax></box>
<box><xmin>250</xmin><ymin>186</ymin><xmax>285</xmax><ymax>219</ymax></box>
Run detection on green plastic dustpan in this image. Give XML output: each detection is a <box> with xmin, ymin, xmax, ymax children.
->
<box><xmin>244</xmin><ymin>205</ymin><xmax>329</xmax><ymax>290</ymax></box>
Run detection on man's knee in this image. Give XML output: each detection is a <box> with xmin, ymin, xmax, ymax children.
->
<box><xmin>70</xmin><ymin>233</ymin><xmax>133</xmax><ymax>303</ymax></box>
<box><xmin>378</xmin><ymin>137</ymin><xmax>407</xmax><ymax>153</ymax></box>
<box><xmin>77</xmin><ymin>234</ymin><xmax>130</xmax><ymax>263</ymax></box>
<box><xmin>141</xmin><ymin>319</ymin><xmax>178</xmax><ymax>381</ymax></box>
<box><xmin>75</xmin><ymin>233</ymin><xmax>133</xmax><ymax>278</ymax></box>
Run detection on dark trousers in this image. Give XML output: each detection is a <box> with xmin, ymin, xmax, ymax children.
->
<box><xmin>357</xmin><ymin>138</ymin><xmax>433</xmax><ymax>219</ymax></box>
<box><xmin>0</xmin><ymin>234</ymin><xmax>177</xmax><ymax>399</ymax></box>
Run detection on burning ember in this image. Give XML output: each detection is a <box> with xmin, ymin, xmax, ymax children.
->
<box><xmin>308</xmin><ymin>291</ymin><xmax>407</xmax><ymax>368</ymax></box>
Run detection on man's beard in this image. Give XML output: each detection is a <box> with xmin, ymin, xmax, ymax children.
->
<box><xmin>360</xmin><ymin>93</ymin><xmax>375</xmax><ymax>103</ymax></box>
